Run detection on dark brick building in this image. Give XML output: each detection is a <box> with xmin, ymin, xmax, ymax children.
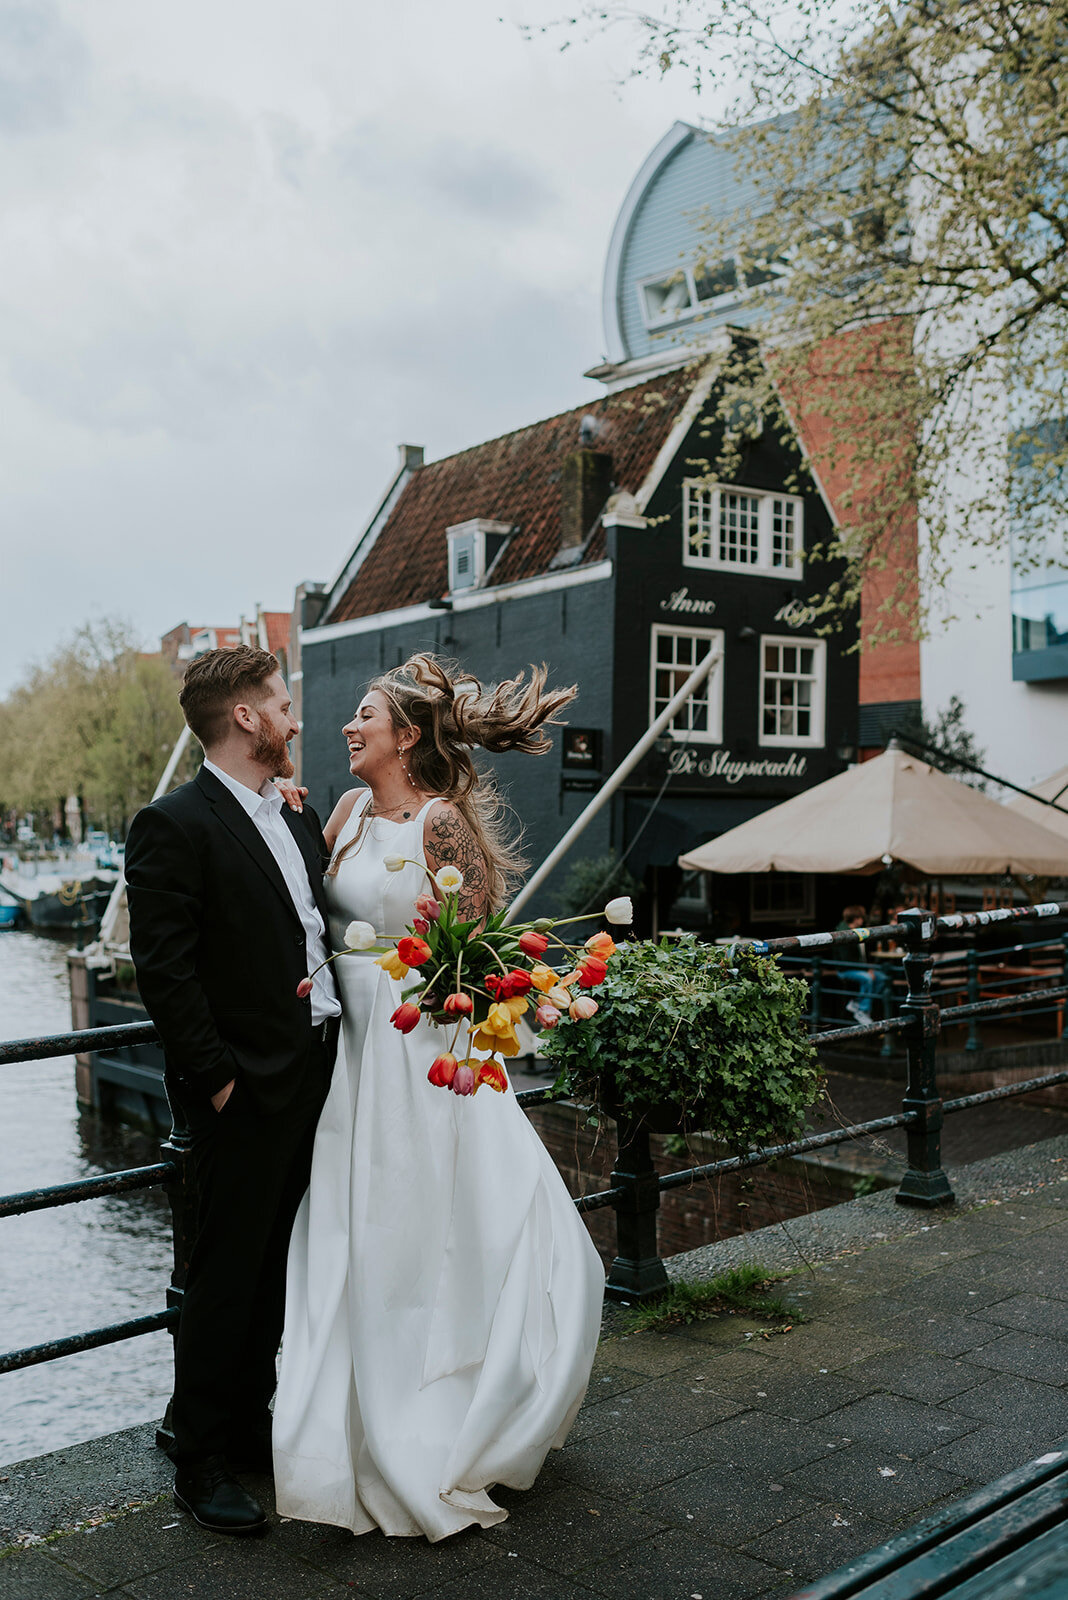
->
<box><xmin>296</xmin><ymin>341</ymin><xmax>859</xmax><ymax>932</ymax></box>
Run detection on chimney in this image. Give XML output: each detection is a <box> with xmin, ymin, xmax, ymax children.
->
<box><xmin>560</xmin><ymin>449</ymin><xmax>613</xmax><ymax>551</ymax></box>
<box><xmin>399</xmin><ymin>444</ymin><xmax>424</xmax><ymax>472</ymax></box>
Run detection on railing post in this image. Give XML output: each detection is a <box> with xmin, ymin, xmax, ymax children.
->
<box><xmin>810</xmin><ymin>956</ymin><xmax>823</xmax><ymax>1032</ymax></box>
<box><xmin>965</xmin><ymin>948</ymin><xmax>982</xmax><ymax>1054</ymax></box>
<box><xmin>604</xmin><ymin>1117</ymin><xmax>669</xmax><ymax>1303</ymax></box>
<box><xmin>896</xmin><ymin>911</ymin><xmax>954</xmax><ymax>1208</ymax></box>
<box><xmin>154</xmin><ymin>1082</ymin><xmax>195</xmax><ymax>1458</ymax></box>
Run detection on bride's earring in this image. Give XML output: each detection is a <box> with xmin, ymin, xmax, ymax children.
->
<box><xmin>397</xmin><ymin>747</ymin><xmax>417</xmax><ymax>788</ymax></box>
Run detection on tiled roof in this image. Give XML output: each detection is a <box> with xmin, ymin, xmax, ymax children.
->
<box><xmin>326</xmin><ymin>366</ymin><xmax>702</xmax><ymax>624</ymax></box>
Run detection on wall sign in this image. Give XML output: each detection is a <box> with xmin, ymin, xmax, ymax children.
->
<box><xmin>666</xmin><ymin>745</ymin><xmax>809</xmax><ymax>783</ymax></box>
<box><xmin>774</xmin><ymin>599</ymin><xmax>818</xmax><ymax>629</ymax></box>
<box><xmin>660</xmin><ymin>586</ymin><xmax>717</xmax><ymax>616</ymax></box>
<box><xmin>561</xmin><ymin>775</ymin><xmax>601</xmax><ymax>794</ymax></box>
<box><xmin>562</xmin><ymin>727</ymin><xmax>602</xmax><ymax>770</ymax></box>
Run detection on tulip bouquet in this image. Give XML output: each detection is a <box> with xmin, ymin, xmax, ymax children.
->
<box><xmin>298</xmin><ymin>854</ymin><xmax>633</xmax><ymax>1099</ymax></box>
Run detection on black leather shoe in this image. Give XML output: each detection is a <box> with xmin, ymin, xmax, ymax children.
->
<box><xmin>174</xmin><ymin>1455</ymin><xmax>268</xmax><ymax>1535</ymax></box>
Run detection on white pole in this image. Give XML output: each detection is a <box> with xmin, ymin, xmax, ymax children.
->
<box><xmin>504</xmin><ymin>644</ymin><xmax>722</xmax><ymax>923</ymax></box>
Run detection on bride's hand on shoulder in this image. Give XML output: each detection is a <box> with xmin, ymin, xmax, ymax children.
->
<box><xmin>273</xmin><ymin>778</ymin><xmax>309</xmax><ymax>813</ymax></box>
<box><xmin>424</xmin><ymin>801</ymin><xmax>489</xmax><ymax>924</ymax></box>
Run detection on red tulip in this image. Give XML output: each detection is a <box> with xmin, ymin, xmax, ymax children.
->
<box><xmin>397</xmin><ymin>935</ymin><xmax>432</xmax><ymax>967</ymax></box>
<box><xmin>415</xmin><ymin>894</ymin><xmax>441</xmax><ymax>922</ymax></box>
<box><xmin>577</xmin><ymin>955</ymin><xmax>608</xmax><ymax>989</ymax></box>
<box><xmin>487</xmin><ymin>968</ymin><xmax>533</xmax><ymax>1000</ymax></box>
<box><xmin>442</xmin><ymin>991</ymin><xmax>474</xmax><ymax>1016</ymax></box>
<box><xmin>412</xmin><ymin>917</ymin><xmax>430</xmax><ymax>936</ymax></box>
<box><xmin>476</xmin><ymin>1059</ymin><xmax>508</xmax><ymax>1094</ymax></box>
<box><xmin>518</xmin><ymin>930</ymin><xmax>549</xmax><ymax>958</ymax></box>
<box><xmin>451</xmin><ymin>1063</ymin><xmax>476</xmax><ymax>1096</ymax></box>
<box><xmin>428</xmin><ymin>1051</ymin><xmax>458</xmax><ymax>1087</ymax></box>
<box><xmin>296</xmin><ymin>978</ymin><xmax>313</xmax><ymax>998</ymax></box>
<box><xmin>390</xmin><ymin>1002</ymin><xmax>422</xmax><ymax>1034</ymax></box>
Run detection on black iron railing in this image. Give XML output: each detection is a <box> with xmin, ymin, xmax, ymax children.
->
<box><xmin>3</xmin><ymin>904</ymin><xmax>1068</xmax><ymax>1402</ymax></box>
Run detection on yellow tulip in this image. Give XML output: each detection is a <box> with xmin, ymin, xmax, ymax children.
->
<box><xmin>529</xmin><ymin>964</ymin><xmax>557</xmax><ymax>993</ymax></box>
<box><xmin>375</xmin><ymin>949</ymin><xmax>410</xmax><ymax>981</ymax></box>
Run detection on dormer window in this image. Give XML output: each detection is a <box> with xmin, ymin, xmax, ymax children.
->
<box><xmin>446</xmin><ymin>519</ymin><xmax>512</xmax><ymax>593</ymax></box>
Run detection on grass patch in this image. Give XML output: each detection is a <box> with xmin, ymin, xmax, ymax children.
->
<box><xmin>620</xmin><ymin>1263</ymin><xmax>806</xmax><ymax>1335</ymax></box>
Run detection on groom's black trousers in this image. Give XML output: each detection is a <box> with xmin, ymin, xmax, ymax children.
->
<box><xmin>170</xmin><ymin>1029</ymin><xmax>336</xmax><ymax>1465</ymax></box>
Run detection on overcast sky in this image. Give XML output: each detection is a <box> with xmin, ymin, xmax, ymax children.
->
<box><xmin>0</xmin><ymin>0</ymin><xmax>718</xmax><ymax>693</ymax></box>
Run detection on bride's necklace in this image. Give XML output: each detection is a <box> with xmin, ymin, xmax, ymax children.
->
<box><xmin>367</xmin><ymin>792</ymin><xmax>424</xmax><ymax>822</ymax></box>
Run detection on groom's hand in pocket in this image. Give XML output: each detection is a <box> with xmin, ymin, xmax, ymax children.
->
<box><xmin>211</xmin><ymin>1080</ymin><xmax>236</xmax><ymax>1113</ymax></box>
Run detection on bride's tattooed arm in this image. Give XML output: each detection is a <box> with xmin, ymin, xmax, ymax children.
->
<box><xmin>424</xmin><ymin>805</ymin><xmax>489</xmax><ymax>922</ymax></box>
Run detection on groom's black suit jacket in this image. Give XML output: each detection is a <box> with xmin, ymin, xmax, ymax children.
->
<box><xmin>125</xmin><ymin>766</ymin><xmax>334</xmax><ymax>1114</ymax></box>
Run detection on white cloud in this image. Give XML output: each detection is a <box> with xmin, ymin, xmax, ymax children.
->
<box><xmin>1</xmin><ymin>0</ymin><xmax>715</xmax><ymax>691</ymax></box>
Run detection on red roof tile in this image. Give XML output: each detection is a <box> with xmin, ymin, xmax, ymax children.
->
<box><xmin>326</xmin><ymin>367</ymin><xmax>701</xmax><ymax>623</ymax></box>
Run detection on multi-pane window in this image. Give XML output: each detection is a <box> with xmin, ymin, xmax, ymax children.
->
<box><xmin>649</xmin><ymin>625</ymin><xmax>724</xmax><ymax>744</ymax></box>
<box><xmin>750</xmin><ymin>873</ymin><xmax>815</xmax><ymax>923</ymax></box>
<box><xmin>759</xmin><ymin>636</ymin><xmax>826</xmax><ymax>747</ymax></box>
<box><xmin>684</xmin><ymin>483</ymin><xmax>803</xmax><ymax>577</ymax></box>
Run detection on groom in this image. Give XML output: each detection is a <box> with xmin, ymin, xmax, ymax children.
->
<box><xmin>126</xmin><ymin>646</ymin><xmax>340</xmax><ymax>1536</ymax></box>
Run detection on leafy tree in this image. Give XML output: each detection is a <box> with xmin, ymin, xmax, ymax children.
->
<box><xmin>895</xmin><ymin>695</ymin><xmax>988</xmax><ymax>790</ymax></box>
<box><xmin>540</xmin><ymin>0</ymin><xmax>1068</xmax><ymax>633</ymax></box>
<box><xmin>553</xmin><ymin>848</ymin><xmax>642</xmax><ymax>918</ymax></box>
<box><xmin>0</xmin><ymin>620</ymin><xmax>185</xmax><ymax>835</ymax></box>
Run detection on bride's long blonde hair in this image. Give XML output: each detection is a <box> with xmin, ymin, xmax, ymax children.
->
<box><xmin>330</xmin><ymin>654</ymin><xmax>577</xmax><ymax>909</ymax></box>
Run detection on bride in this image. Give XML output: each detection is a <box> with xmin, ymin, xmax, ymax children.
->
<box><xmin>272</xmin><ymin>655</ymin><xmax>605</xmax><ymax>1541</ymax></box>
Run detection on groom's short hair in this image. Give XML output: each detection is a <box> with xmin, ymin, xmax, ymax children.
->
<box><xmin>179</xmin><ymin>646</ymin><xmax>279</xmax><ymax>748</ymax></box>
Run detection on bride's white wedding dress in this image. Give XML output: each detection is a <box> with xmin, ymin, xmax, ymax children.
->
<box><xmin>273</xmin><ymin>794</ymin><xmax>605</xmax><ymax>1541</ymax></box>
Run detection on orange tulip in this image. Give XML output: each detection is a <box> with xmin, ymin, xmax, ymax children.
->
<box><xmin>584</xmin><ymin>931</ymin><xmax>616</xmax><ymax>959</ymax></box>
<box><xmin>569</xmin><ymin>995</ymin><xmax>599</xmax><ymax>1021</ymax></box>
<box><xmin>428</xmin><ymin>1051</ymin><xmax>458</xmax><ymax>1087</ymax></box>
<box><xmin>475</xmin><ymin>1058</ymin><xmax>508</xmax><ymax>1094</ymax></box>
<box><xmin>529</xmin><ymin>963</ymin><xmax>557</xmax><ymax>993</ymax></box>
<box><xmin>397</xmin><ymin>935</ymin><xmax>432</xmax><ymax>967</ymax></box>
<box><xmin>442</xmin><ymin>991</ymin><xmax>473</xmax><ymax>1016</ymax></box>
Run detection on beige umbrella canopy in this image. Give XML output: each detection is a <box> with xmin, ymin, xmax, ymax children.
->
<box><xmin>1004</xmin><ymin>765</ymin><xmax>1068</xmax><ymax>842</ymax></box>
<box><xmin>678</xmin><ymin>743</ymin><xmax>1068</xmax><ymax>877</ymax></box>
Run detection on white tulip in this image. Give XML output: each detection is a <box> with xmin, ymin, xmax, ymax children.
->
<box><xmin>344</xmin><ymin>920</ymin><xmax>377</xmax><ymax>950</ymax></box>
<box><xmin>605</xmin><ymin>896</ymin><xmax>634</xmax><ymax>925</ymax></box>
<box><xmin>434</xmin><ymin>864</ymin><xmax>464</xmax><ymax>894</ymax></box>
<box><xmin>383</xmin><ymin>855</ymin><xmax>406</xmax><ymax>872</ymax></box>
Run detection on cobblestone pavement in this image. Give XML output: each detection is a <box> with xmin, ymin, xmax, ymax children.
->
<box><xmin>3</xmin><ymin>1151</ymin><xmax>1067</xmax><ymax>1600</ymax></box>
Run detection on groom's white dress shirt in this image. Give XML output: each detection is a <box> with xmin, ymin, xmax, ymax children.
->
<box><xmin>204</xmin><ymin>760</ymin><xmax>341</xmax><ymax>1026</ymax></box>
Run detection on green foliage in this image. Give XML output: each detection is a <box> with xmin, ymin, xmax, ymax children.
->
<box><xmin>546</xmin><ymin>1</ymin><xmax>1068</xmax><ymax>637</ymax></box>
<box><xmin>540</xmin><ymin>934</ymin><xmax>822</xmax><ymax>1151</ymax></box>
<box><xmin>554</xmin><ymin>849</ymin><xmax>641</xmax><ymax>920</ymax></box>
<box><xmin>0</xmin><ymin>618</ymin><xmax>186</xmax><ymax>833</ymax></box>
<box><xmin>619</xmin><ymin>1264</ymin><xmax>806</xmax><ymax>1334</ymax></box>
<box><xmin>895</xmin><ymin>696</ymin><xmax>988</xmax><ymax>791</ymax></box>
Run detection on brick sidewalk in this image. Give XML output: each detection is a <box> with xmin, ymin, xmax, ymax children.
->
<box><xmin>3</xmin><ymin>1172</ymin><xmax>1067</xmax><ymax>1600</ymax></box>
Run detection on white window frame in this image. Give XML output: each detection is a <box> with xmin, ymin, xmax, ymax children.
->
<box><xmin>750</xmin><ymin>873</ymin><xmax>816</xmax><ymax>924</ymax></box>
<box><xmin>683</xmin><ymin>481</ymin><xmax>804</xmax><ymax>578</ymax></box>
<box><xmin>758</xmin><ymin>634</ymin><xmax>826</xmax><ymax>749</ymax></box>
<box><xmin>446</xmin><ymin>519</ymin><xmax>512</xmax><ymax>593</ymax></box>
<box><xmin>649</xmin><ymin>624</ymin><xmax>725</xmax><ymax>745</ymax></box>
<box><xmin>637</xmin><ymin>262</ymin><xmax>742</xmax><ymax>329</ymax></box>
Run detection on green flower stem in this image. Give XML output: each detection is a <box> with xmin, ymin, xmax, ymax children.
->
<box><xmin>415</xmin><ymin>963</ymin><xmax>447</xmax><ymax>1004</ymax></box>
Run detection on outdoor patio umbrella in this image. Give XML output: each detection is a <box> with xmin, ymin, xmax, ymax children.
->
<box><xmin>1004</xmin><ymin>765</ymin><xmax>1068</xmax><ymax>842</ymax></box>
<box><xmin>677</xmin><ymin>742</ymin><xmax>1068</xmax><ymax>877</ymax></box>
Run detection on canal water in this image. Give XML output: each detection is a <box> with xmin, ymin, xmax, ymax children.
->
<box><xmin>0</xmin><ymin>931</ymin><xmax>173</xmax><ymax>1467</ymax></box>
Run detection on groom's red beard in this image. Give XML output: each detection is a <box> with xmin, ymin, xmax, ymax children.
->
<box><xmin>252</xmin><ymin>719</ymin><xmax>294</xmax><ymax>780</ymax></box>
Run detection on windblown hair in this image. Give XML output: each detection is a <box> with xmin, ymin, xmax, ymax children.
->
<box><xmin>179</xmin><ymin>646</ymin><xmax>279</xmax><ymax>749</ymax></box>
<box><xmin>331</xmin><ymin>654</ymin><xmax>577</xmax><ymax>908</ymax></box>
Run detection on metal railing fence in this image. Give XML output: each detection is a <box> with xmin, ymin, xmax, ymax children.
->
<box><xmin>3</xmin><ymin>905</ymin><xmax>1068</xmax><ymax>1401</ymax></box>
